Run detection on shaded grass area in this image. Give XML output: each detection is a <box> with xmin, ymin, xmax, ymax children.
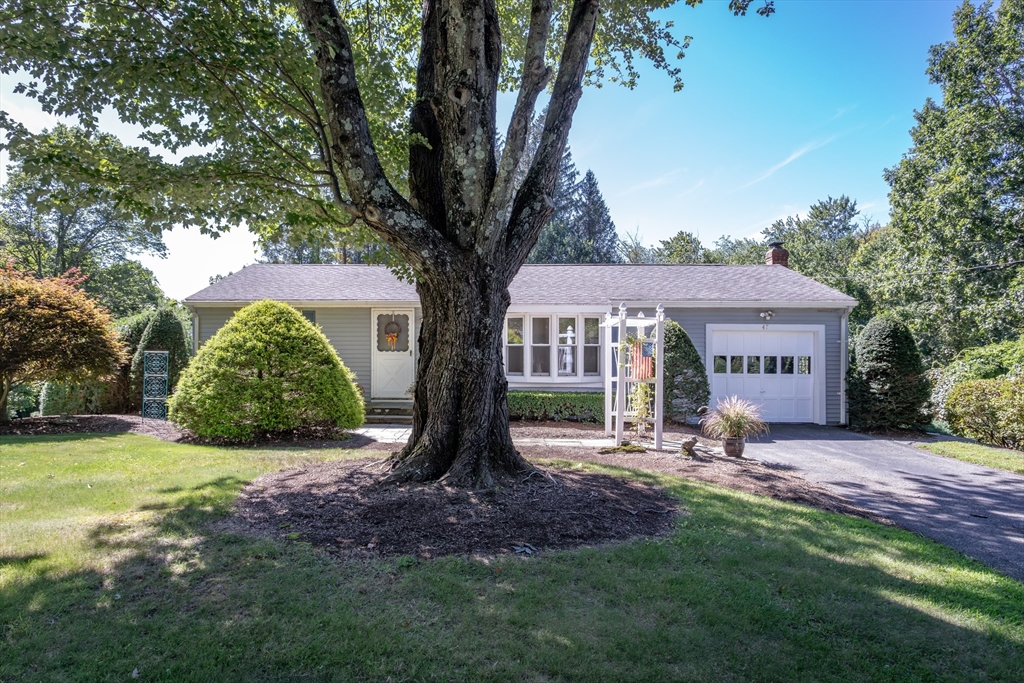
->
<box><xmin>917</xmin><ymin>440</ymin><xmax>1024</xmax><ymax>476</ymax></box>
<box><xmin>2</xmin><ymin>434</ymin><xmax>1023</xmax><ymax>681</ymax></box>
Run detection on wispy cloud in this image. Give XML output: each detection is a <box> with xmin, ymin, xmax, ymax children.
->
<box><xmin>736</xmin><ymin>136</ymin><xmax>838</xmax><ymax>191</ymax></box>
<box><xmin>828</xmin><ymin>103</ymin><xmax>859</xmax><ymax>122</ymax></box>
<box><xmin>673</xmin><ymin>179</ymin><xmax>705</xmax><ymax>199</ymax></box>
<box><xmin>619</xmin><ymin>167</ymin><xmax>686</xmax><ymax>196</ymax></box>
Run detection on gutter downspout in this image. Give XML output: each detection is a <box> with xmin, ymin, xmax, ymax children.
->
<box><xmin>840</xmin><ymin>307</ymin><xmax>851</xmax><ymax>425</ymax></box>
<box><xmin>190</xmin><ymin>307</ymin><xmax>199</xmax><ymax>355</ymax></box>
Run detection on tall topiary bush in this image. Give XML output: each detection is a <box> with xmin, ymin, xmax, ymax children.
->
<box><xmin>848</xmin><ymin>314</ymin><xmax>931</xmax><ymax>429</ymax></box>
<box><xmin>129</xmin><ymin>307</ymin><xmax>192</xmax><ymax>406</ymax></box>
<box><xmin>168</xmin><ymin>300</ymin><xmax>364</xmax><ymax>440</ymax></box>
<box><xmin>663</xmin><ymin>321</ymin><xmax>709</xmax><ymax>424</ymax></box>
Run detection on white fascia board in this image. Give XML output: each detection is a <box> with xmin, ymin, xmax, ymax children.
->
<box><xmin>184</xmin><ymin>300</ymin><xmax>421</xmax><ymax>308</ymax></box>
<box><xmin>623</xmin><ymin>300</ymin><xmax>857</xmax><ymax>309</ymax></box>
<box><xmin>506</xmin><ymin>304</ymin><xmax>612</xmax><ymax>314</ymax></box>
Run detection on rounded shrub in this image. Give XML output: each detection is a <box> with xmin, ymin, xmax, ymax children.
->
<box><xmin>663</xmin><ymin>321</ymin><xmax>709</xmax><ymax>424</ymax></box>
<box><xmin>946</xmin><ymin>378</ymin><xmax>1024</xmax><ymax>449</ymax></box>
<box><xmin>168</xmin><ymin>300</ymin><xmax>364</xmax><ymax>440</ymax></box>
<box><xmin>847</xmin><ymin>314</ymin><xmax>931</xmax><ymax>429</ymax></box>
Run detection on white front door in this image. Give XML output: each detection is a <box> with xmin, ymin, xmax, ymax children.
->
<box><xmin>371</xmin><ymin>309</ymin><xmax>415</xmax><ymax>399</ymax></box>
<box><xmin>708</xmin><ymin>328</ymin><xmax>821</xmax><ymax>423</ymax></box>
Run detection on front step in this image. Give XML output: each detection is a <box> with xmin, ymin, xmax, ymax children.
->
<box><xmin>365</xmin><ymin>400</ymin><xmax>413</xmax><ymax>425</ymax></box>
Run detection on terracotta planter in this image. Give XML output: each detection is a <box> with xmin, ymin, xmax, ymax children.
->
<box><xmin>722</xmin><ymin>437</ymin><xmax>746</xmax><ymax>458</ymax></box>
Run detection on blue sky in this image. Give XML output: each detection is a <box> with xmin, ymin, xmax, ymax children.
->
<box><xmin>0</xmin><ymin>0</ymin><xmax>960</xmax><ymax>299</ymax></box>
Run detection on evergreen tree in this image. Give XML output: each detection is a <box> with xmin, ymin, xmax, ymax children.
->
<box><xmin>575</xmin><ymin>171</ymin><xmax>619</xmax><ymax>263</ymax></box>
<box><xmin>848</xmin><ymin>314</ymin><xmax>931</xmax><ymax>429</ymax></box>
<box><xmin>528</xmin><ymin>151</ymin><xmax>620</xmax><ymax>263</ymax></box>
<box><xmin>663</xmin><ymin>321</ymin><xmax>710</xmax><ymax>423</ymax></box>
<box><xmin>656</xmin><ymin>231</ymin><xmax>706</xmax><ymax>264</ymax></box>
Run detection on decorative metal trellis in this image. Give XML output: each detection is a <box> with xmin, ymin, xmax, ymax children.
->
<box><xmin>141</xmin><ymin>350</ymin><xmax>169</xmax><ymax>421</ymax></box>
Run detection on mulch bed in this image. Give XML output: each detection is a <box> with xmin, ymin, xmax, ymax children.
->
<box><xmin>0</xmin><ymin>414</ymin><xmax>360</xmax><ymax>448</ymax></box>
<box><xmin>233</xmin><ymin>460</ymin><xmax>679</xmax><ymax>559</ymax></box>
<box><xmin>0</xmin><ymin>414</ymin><xmax>187</xmax><ymax>441</ymax></box>
<box><xmin>5</xmin><ymin>414</ymin><xmax>890</xmax><ymax>555</ymax></box>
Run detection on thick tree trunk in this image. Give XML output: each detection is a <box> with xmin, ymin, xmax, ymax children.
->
<box><xmin>383</xmin><ymin>258</ymin><xmax>533</xmax><ymax>487</ymax></box>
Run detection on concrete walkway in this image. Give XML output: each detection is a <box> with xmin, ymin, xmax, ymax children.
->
<box><xmin>746</xmin><ymin>425</ymin><xmax>1024</xmax><ymax>581</ymax></box>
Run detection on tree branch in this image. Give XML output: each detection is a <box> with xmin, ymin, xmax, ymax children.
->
<box><xmin>479</xmin><ymin>0</ymin><xmax>553</xmax><ymax>254</ymax></box>
<box><xmin>503</xmin><ymin>0</ymin><xmax>600</xmax><ymax>273</ymax></box>
<box><xmin>293</xmin><ymin>0</ymin><xmax>452</xmax><ymax>271</ymax></box>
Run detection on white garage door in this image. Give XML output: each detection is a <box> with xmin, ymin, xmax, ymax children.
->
<box><xmin>709</xmin><ymin>329</ymin><xmax>817</xmax><ymax>423</ymax></box>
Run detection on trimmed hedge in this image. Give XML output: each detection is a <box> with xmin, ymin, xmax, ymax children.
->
<box><xmin>168</xmin><ymin>300</ymin><xmax>364</xmax><ymax>440</ymax></box>
<box><xmin>507</xmin><ymin>391</ymin><xmax>603</xmax><ymax>423</ymax></box>
<box><xmin>946</xmin><ymin>378</ymin><xmax>1024</xmax><ymax>449</ymax></box>
<box><xmin>664</xmin><ymin>321</ymin><xmax>709</xmax><ymax>424</ymax></box>
<box><xmin>848</xmin><ymin>314</ymin><xmax>931</xmax><ymax>429</ymax></box>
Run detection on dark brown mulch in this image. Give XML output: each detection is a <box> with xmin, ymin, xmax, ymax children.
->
<box><xmin>0</xmin><ymin>414</ymin><xmax>366</xmax><ymax>448</ymax></box>
<box><xmin>233</xmin><ymin>460</ymin><xmax>679</xmax><ymax>558</ymax></box>
<box><xmin>0</xmin><ymin>414</ymin><xmax>186</xmax><ymax>441</ymax></box>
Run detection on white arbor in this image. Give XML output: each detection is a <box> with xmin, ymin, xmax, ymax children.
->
<box><xmin>604</xmin><ymin>303</ymin><xmax>665</xmax><ymax>450</ymax></box>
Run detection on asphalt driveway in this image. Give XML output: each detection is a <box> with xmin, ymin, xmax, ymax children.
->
<box><xmin>746</xmin><ymin>425</ymin><xmax>1024</xmax><ymax>582</ymax></box>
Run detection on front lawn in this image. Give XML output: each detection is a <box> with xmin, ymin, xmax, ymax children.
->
<box><xmin>2</xmin><ymin>433</ymin><xmax>1022</xmax><ymax>681</ymax></box>
<box><xmin>917</xmin><ymin>440</ymin><xmax>1024</xmax><ymax>476</ymax></box>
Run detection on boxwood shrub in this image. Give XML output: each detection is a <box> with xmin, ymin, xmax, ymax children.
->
<box><xmin>128</xmin><ymin>307</ymin><xmax>193</xmax><ymax>407</ymax></box>
<box><xmin>946</xmin><ymin>378</ymin><xmax>1024</xmax><ymax>449</ymax></box>
<box><xmin>168</xmin><ymin>300</ymin><xmax>364</xmax><ymax>440</ymax></box>
<box><xmin>664</xmin><ymin>321</ymin><xmax>709</xmax><ymax>424</ymax></box>
<box><xmin>848</xmin><ymin>314</ymin><xmax>931</xmax><ymax>429</ymax></box>
<box><xmin>507</xmin><ymin>390</ymin><xmax>603</xmax><ymax>423</ymax></box>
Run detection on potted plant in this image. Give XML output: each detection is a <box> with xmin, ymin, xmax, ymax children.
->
<box><xmin>699</xmin><ymin>396</ymin><xmax>769</xmax><ymax>457</ymax></box>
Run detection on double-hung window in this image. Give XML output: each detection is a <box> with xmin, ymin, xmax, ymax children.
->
<box><xmin>505</xmin><ymin>314</ymin><xmax>603</xmax><ymax>381</ymax></box>
<box><xmin>505</xmin><ymin>317</ymin><xmax>524</xmax><ymax>375</ymax></box>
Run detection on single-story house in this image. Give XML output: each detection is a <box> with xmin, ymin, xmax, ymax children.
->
<box><xmin>183</xmin><ymin>246</ymin><xmax>857</xmax><ymax>425</ymax></box>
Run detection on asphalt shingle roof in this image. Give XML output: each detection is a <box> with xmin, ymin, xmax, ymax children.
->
<box><xmin>184</xmin><ymin>263</ymin><xmax>856</xmax><ymax>307</ymax></box>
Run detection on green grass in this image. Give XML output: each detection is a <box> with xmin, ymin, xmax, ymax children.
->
<box><xmin>917</xmin><ymin>439</ymin><xmax>1024</xmax><ymax>476</ymax></box>
<box><xmin>2</xmin><ymin>433</ymin><xmax>1023</xmax><ymax>681</ymax></box>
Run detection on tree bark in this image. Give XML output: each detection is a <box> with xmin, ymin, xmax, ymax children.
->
<box><xmin>383</xmin><ymin>257</ymin><xmax>531</xmax><ymax>487</ymax></box>
<box><xmin>294</xmin><ymin>0</ymin><xmax>601</xmax><ymax>486</ymax></box>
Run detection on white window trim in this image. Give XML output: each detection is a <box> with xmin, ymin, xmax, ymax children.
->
<box><xmin>705</xmin><ymin>323</ymin><xmax>827</xmax><ymax>425</ymax></box>
<box><xmin>503</xmin><ymin>312</ymin><xmax>606</xmax><ymax>385</ymax></box>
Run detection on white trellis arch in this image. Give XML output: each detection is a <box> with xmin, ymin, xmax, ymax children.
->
<box><xmin>603</xmin><ymin>303</ymin><xmax>665</xmax><ymax>450</ymax></box>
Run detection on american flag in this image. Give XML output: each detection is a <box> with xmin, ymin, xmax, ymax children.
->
<box><xmin>631</xmin><ymin>341</ymin><xmax>654</xmax><ymax>380</ymax></box>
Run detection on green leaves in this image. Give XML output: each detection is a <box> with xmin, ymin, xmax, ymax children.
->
<box><xmin>879</xmin><ymin>0</ymin><xmax>1024</xmax><ymax>362</ymax></box>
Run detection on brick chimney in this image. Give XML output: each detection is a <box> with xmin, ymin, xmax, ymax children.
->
<box><xmin>765</xmin><ymin>241</ymin><xmax>789</xmax><ymax>267</ymax></box>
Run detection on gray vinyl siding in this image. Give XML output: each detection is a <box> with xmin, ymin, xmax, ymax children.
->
<box><xmin>659</xmin><ymin>307</ymin><xmax>846</xmax><ymax>425</ymax></box>
<box><xmin>317</xmin><ymin>308</ymin><xmax>372</xmax><ymax>395</ymax></box>
<box><xmin>192</xmin><ymin>305</ymin><xmax>420</xmax><ymax>398</ymax></box>
<box><xmin>196</xmin><ymin>307</ymin><xmax>240</xmax><ymax>347</ymax></box>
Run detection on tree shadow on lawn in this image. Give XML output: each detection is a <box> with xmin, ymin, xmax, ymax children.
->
<box><xmin>1</xmin><ymin>469</ymin><xmax>1023</xmax><ymax>682</ymax></box>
